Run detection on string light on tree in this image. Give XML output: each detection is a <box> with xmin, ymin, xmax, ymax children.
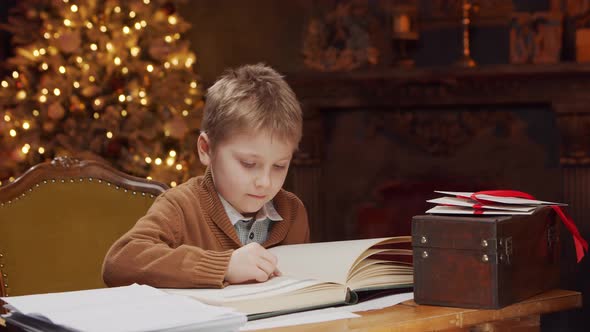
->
<box><xmin>0</xmin><ymin>0</ymin><xmax>204</xmax><ymax>186</ymax></box>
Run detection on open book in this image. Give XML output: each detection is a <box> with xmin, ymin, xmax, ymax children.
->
<box><xmin>426</xmin><ymin>190</ymin><xmax>566</xmax><ymax>215</ymax></box>
<box><xmin>165</xmin><ymin>237</ymin><xmax>413</xmax><ymax>319</ymax></box>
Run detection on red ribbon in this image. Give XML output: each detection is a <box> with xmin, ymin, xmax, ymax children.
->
<box><xmin>466</xmin><ymin>190</ymin><xmax>588</xmax><ymax>263</ymax></box>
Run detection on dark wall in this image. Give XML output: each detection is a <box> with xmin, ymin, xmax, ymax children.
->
<box><xmin>179</xmin><ymin>0</ymin><xmax>308</xmax><ymax>84</ymax></box>
<box><xmin>0</xmin><ymin>0</ymin><xmax>17</xmax><ymax>62</ymax></box>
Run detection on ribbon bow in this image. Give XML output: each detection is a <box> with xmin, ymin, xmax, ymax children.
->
<box><xmin>469</xmin><ymin>190</ymin><xmax>588</xmax><ymax>263</ymax></box>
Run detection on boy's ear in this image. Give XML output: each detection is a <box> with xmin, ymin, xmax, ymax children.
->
<box><xmin>197</xmin><ymin>132</ymin><xmax>212</xmax><ymax>166</ymax></box>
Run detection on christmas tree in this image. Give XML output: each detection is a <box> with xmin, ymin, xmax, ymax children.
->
<box><xmin>0</xmin><ymin>0</ymin><xmax>204</xmax><ymax>187</ymax></box>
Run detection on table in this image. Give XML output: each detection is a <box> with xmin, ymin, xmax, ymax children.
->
<box><xmin>261</xmin><ymin>289</ymin><xmax>581</xmax><ymax>332</ymax></box>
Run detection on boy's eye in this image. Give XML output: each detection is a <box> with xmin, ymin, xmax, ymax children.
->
<box><xmin>240</xmin><ymin>161</ymin><xmax>255</xmax><ymax>168</ymax></box>
<box><xmin>273</xmin><ymin>164</ymin><xmax>287</xmax><ymax>170</ymax></box>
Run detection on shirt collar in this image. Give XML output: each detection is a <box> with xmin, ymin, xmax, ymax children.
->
<box><xmin>218</xmin><ymin>194</ymin><xmax>283</xmax><ymax>225</ymax></box>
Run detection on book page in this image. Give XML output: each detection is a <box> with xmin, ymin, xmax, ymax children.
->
<box><xmin>165</xmin><ymin>277</ymin><xmax>324</xmax><ymax>304</ymax></box>
<box><xmin>434</xmin><ymin>191</ymin><xmax>566</xmax><ymax>206</ymax></box>
<box><xmin>165</xmin><ymin>277</ymin><xmax>346</xmax><ymax>315</ymax></box>
<box><xmin>426</xmin><ymin>205</ymin><xmax>535</xmax><ymax>215</ymax></box>
<box><xmin>268</xmin><ymin>237</ymin><xmax>409</xmax><ymax>285</ymax></box>
<box><xmin>427</xmin><ymin>197</ymin><xmax>537</xmax><ymax>212</ymax></box>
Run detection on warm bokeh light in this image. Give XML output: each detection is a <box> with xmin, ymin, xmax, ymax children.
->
<box><xmin>0</xmin><ymin>0</ymin><xmax>204</xmax><ymax>185</ymax></box>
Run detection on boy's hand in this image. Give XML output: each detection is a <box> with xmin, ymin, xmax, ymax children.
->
<box><xmin>225</xmin><ymin>243</ymin><xmax>281</xmax><ymax>284</ymax></box>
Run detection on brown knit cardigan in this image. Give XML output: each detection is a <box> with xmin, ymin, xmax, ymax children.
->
<box><xmin>102</xmin><ymin>169</ymin><xmax>310</xmax><ymax>288</ymax></box>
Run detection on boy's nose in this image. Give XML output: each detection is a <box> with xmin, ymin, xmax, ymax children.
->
<box><xmin>255</xmin><ymin>172</ymin><xmax>271</xmax><ymax>188</ymax></box>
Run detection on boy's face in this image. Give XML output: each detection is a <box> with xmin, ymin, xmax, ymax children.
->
<box><xmin>198</xmin><ymin>130</ymin><xmax>296</xmax><ymax>216</ymax></box>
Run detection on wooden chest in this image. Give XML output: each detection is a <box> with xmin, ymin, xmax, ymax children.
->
<box><xmin>411</xmin><ymin>207</ymin><xmax>560</xmax><ymax>309</ymax></box>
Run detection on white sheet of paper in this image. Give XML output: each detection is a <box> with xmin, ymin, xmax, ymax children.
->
<box><xmin>474</xmin><ymin>194</ymin><xmax>566</xmax><ymax>206</ymax></box>
<box><xmin>341</xmin><ymin>292</ymin><xmax>414</xmax><ymax>313</ymax></box>
<box><xmin>240</xmin><ymin>308</ymin><xmax>359</xmax><ymax>331</ymax></box>
<box><xmin>426</xmin><ymin>205</ymin><xmax>534</xmax><ymax>215</ymax></box>
<box><xmin>434</xmin><ymin>191</ymin><xmax>566</xmax><ymax>206</ymax></box>
<box><xmin>427</xmin><ymin>197</ymin><xmax>537</xmax><ymax>212</ymax></box>
<box><xmin>2</xmin><ymin>284</ymin><xmax>245</xmax><ymax>332</ymax></box>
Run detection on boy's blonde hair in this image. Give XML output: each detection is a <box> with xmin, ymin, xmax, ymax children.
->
<box><xmin>201</xmin><ymin>63</ymin><xmax>302</xmax><ymax>148</ymax></box>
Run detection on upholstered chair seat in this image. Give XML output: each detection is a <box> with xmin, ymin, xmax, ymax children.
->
<box><xmin>0</xmin><ymin>157</ymin><xmax>168</xmax><ymax>297</ymax></box>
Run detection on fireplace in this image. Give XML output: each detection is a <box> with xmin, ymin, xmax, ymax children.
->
<box><xmin>285</xmin><ymin>63</ymin><xmax>590</xmax><ymax>327</ymax></box>
<box><xmin>286</xmin><ymin>64</ymin><xmax>590</xmax><ymax>242</ymax></box>
<box><xmin>291</xmin><ymin>105</ymin><xmax>560</xmax><ymax>241</ymax></box>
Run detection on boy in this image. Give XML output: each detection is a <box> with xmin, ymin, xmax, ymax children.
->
<box><xmin>102</xmin><ymin>64</ymin><xmax>310</xmax><ymax>288</ymax></box>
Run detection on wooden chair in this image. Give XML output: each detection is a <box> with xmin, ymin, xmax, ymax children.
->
<box><xmin>0</xmin><ymin>157</ymin><xmax>169</xmax><ymax>297</ymax></box>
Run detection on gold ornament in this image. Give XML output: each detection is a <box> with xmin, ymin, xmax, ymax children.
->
<box><xmin>165</xmin><ymin>116</ymin><xmax>189</xmax><ymax>139</ymax></box>
<box><xmin>57</xmin><ymin>31</ymin><xmax>82</xmax><ymax>53</ymax></box>
<box><xmin>47</xmin><ymin>102</ymin><xmax>66</xmax><ymax>120</ymax></box>
<box><xmin>81</xmin><ymin>85</ymin><xmax>100</xmax><ymax>97</ymax></box>
<box><xmin>42</xmin><ymin>121</ymin><xmax>56</xmax><ymax>133</ymax></box>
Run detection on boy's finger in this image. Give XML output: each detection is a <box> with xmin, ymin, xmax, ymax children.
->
<box><xmin>273</xmin><ymin>268</ymin><xmax>282</xmax><ymax>277</ymax></box>
<box><xmin>254</xmin><ymin>269</ymin><xmax>269</xmax><ymax>282</ymax></box>
<box><xmin>259</xmin><ymin>250</ymin><xmax>278</xmax><ymax>266</ymax></box>
<box><xmin>256</xmin><ymin>259</ymin><xmax>275</xmax><ymax>277</ymax></box>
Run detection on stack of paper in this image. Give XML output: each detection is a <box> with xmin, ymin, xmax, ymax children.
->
<box><xmin>426</xmin><ymin>190</ymin><xmax>566</xmax><ymax>215</ymax></box>
<box><xmin>1</xmin><ymin>284</ymin><xmax>246</xmax><ymax>332</ymax></box>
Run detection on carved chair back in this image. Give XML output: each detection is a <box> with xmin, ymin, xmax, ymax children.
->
<box><xmin>0</xmin><ymin>157</ymin><xmax>169</xmax><ymax>297</ymax></box>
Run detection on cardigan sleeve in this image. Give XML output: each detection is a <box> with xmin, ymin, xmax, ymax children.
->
<box><xmin>282</xmin><ymin>196</ymin><xmax>311</xmax><ymax>244</ymax></box>
<box><xmin>101</xmin><ymin>194</ymin><xmax>233</xmax><ymax>288</ymax></box>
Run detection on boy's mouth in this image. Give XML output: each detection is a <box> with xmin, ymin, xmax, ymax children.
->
<box><xmin>248</xmin><ymin>194</ymin><xmax>266</xmax><ymax>199</ymax></box>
